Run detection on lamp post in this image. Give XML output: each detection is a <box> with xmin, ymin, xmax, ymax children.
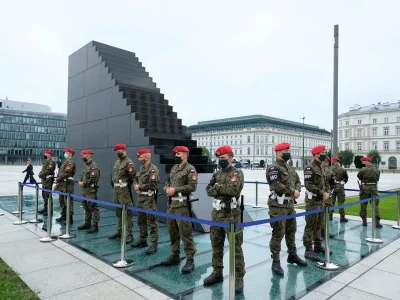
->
<box><xmin>253</xmin><ymin>132</ymin><xmax>255</xmax><ymax>167</ymax></box>
<box><xmin>302</xmin><ymin>117</ymin><xmax>305</xmax><ymax>168</ymax></box>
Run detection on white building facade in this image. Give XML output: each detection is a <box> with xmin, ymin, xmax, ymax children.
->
<box><xmin>188</xmin><ymin>115</ymin><xmax>331</xmax><ymax>168</ymax></box>
<box><xmin>339</xmin><ymin>101</ymin><xmax>400</xmax><ymax>169</ymax></box>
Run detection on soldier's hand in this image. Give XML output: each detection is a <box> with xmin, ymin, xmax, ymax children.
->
<box><xmin>78</xmin><ymin>181</ymin><xmax>84</xmax><ymax>187</ymax></box>
<box><xmin>293</xmin><ymin>190</ymin><xmax>300</xmax><ymax>199</ymax></box>
<box><xmin>110</xmin><ymin>181</ymin><xmax>114</xmax><ymax>188</ymax></box>
<box><xmin>209</xmin><ymin>178</ymin><xmax>216</xmax><ymax>186</ymax></box>
<box><xmin>166</xmin><ymin>187</ymin><xmax>176</xmax><ymax>196</ymax></box>
<box><xmin>323</xmin><ymin>192</ymin><xmax>330</xmax><ymax>201</ymax></box>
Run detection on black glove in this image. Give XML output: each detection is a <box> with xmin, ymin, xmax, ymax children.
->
<box><xmin>110</xmin><ymin>180</ymin><xmax>114</xmax><ymax>188</ymax></box>
<box><xmin>209</xmin><ymin>178</ymin><xmax>216</xmax><ymax>187</ymax></box>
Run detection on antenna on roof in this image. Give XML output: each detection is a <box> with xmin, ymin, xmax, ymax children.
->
<box><xmin>5</xmin><ymin>95</ymin><xmax>8</xmax><ymax>100</ymax></box>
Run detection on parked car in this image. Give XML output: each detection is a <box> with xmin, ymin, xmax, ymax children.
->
<box><xmin>234</xmin><ymin>162</ymin><xmax>242</xmax><ymax>168</ymax></box>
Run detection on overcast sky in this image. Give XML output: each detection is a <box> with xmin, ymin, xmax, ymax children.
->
<box><xmin>1</xmin><ymin>1</ymin><xmax>399</xmax><ymax>131</ymax></box>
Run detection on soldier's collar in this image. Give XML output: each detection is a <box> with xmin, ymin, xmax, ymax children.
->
<box><xmin>178</xmin><ymin>162</ymin><xmax>188</xmax><ymax>170</ymax></box>
<box><xmin>313</xmin><ymin>159</ymin><xmax>322</xmax><ymax>166</ymax></box>
<box><xmin>277</xmin><ymin>159</ymin><xmax>287</xmax><ymax>166</ymax></box>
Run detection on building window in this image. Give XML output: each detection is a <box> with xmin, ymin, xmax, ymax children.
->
<box><xmin>373</xmin><ymin>118</ymin><xmax>377</xmax><ymax>124</ymax></box>
<box><xmin>340</xmin><ymin>121</ymin><xmax>342</xmax><ymax>127</ymax></box>
<box><xmin>247</xmin><ymin>136</ymin><xmax>250</xmax><ymax>143</ymax></box>
<box><xmin>235</xmin><ymin>140</ymin><xmax>237</xmax><ymax>145</ymax></box>
<box><xmin>261</xmin><ymin>136</ymin><xmax>264</xmax><ymax>143</ymax></box>
<box><xmin>384</xmin><ymin>142</ymin><xmax>389</xmax><ymax>150</ymax></box>
<box><xmin>372</xmin><ymin>128</ymin><xmax>377</xmax><ymax>136</ymax></box>
<box><xmin>340</xmin><ymin>130</ymin><xmax>343</xmax><ymax>138</ymax></box>
<box><xmin>397</xmin><ymin>116</ymin><xmax>400</xmax><ymax>122</ymax></box>
<box><xmin>345</xmin><ymin>143</ymin><xmax>349</xmax><ymax>150</ymax></box>
<box><xmin>396</xmin><ymin>127</ymin><xmax>400</xmax><ymax>135</ymax></box>
<box><xmin>345</xmin><ymin>121</ymin><xmax>349</xmax><ymax>125</ymax></box>
<box><xmin>339</xmin><ymin>143</ymin><xmax>342</xmax><ymax>150</ymax></box>
<box><xmin>256</xmin><ymin>136</ymin><xmax>259</xmax><ymax>143</ymax></box>
<box><xmin>372</xmin><ymin>142</ymin><xmax>378</xmax><ymax>150</ymax></box>
<box><xmin>397</xmin><ymin>142</ymin><xmax>400</xmax><ymax>150</ymax></box>
<box><xmin>384</xmin><ymin>127</ymin><xmax>389</xmax><ymax>136</ymax></box>
<box><xmin>345</xmin><ymin>130</ymin><xmax>349</xmax><ymax>138</ymax></box>
<box><xmin>384</xmin><ymin>117</ymin><xmax>389</xmax><ymax>123</ymax></box>
<box><xmin>357</xmin><ymin>128</ymin><xmax>362</xmax><ymax>137</ymax></box>
<box><xmin>357</xmin><ymin>120</ymin><xmax>362</xmax><ymax>125</ymax></box>
<box><xmin>256</xmin><ymin>147</ymin><xmax>259</xmax><ymax>155</ymax></box>
<box><xmin>357</xmin><ymin>142</ymin><xmax>362</xmax><ymax>151</ymax></box>
<box><xmin>247</xmin><ymin>147</ymin><xmax>251</xmax><ymax>155</ymax></box>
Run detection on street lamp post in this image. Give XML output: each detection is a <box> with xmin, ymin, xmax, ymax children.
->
<box><xmin>253</xmin><ymin>132</ymin><xmax>255</xmax><ymax>167</ymax></box>
<box><xmin>302</xmin><ymin>117</ymin><xmax>305</xmax><ymax>168</ymax></box>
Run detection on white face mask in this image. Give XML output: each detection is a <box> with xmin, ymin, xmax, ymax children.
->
<box><xmin>64</xmin><ymin>153</ymin><xmax>69</xmax><ymax>159</ymax></box>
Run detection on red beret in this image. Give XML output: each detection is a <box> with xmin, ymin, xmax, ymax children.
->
<box><xmin>311</xmin><ymin>145</ymin><xmax>326</xmax><ymax>155</ymax></box>
<box><xmin>172</xmin><ymin>146</ymin><xmax>189</xmax><ymax>155</ymax></box>
<box><xmin>332</xmin><ymin>157</ymin><xmax>340</xmax><ymax>162</ymax></box>
<box><xmin>44</xmin><ymin>150</ymin><xmax>53</xmax><ymax>155</ymax></box>
<box><xmin>114</xmin><ymin>143</ymin><xmax>126</xmax><ymax>151</ymax></box>
<box><xmin>215</xmin><ymin>145</ymin><xmax>233</xmax><ymax>157</ymax></box>
<box><xmin>274</xmin><ymin>142</ymin><xmax>290</xmax><ymax>152</ymax></box>
<box><xmin>65</xmin><ymin>148</ymin><xmax>75</xmax><ymax>155</ymax></box>
<box><xmin>137</xmin><ymin>148</ymin><xmax>151</xmax><ymax>157</ymax></box>
<box><xmin>361</xmin><ymin>156</ymin><xmax>372</xmax><ymax>161</ymax></box>
<box><xmin>81</xmin><ymin>149</ymin><xmax>93</xmax><ymax>155</ymax></box>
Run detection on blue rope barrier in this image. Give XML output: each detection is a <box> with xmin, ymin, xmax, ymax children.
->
<box><xmin>39</xmin><ymin>187</ymin><xmax>68</xmax><ymax>196</ymax></box>
<box><xmin>72</xmin><ymin>194</ymin><xmax>123</xmax><ymax>209</ymax></box>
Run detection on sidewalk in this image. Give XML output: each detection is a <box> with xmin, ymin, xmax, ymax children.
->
<box><xmin>0</xmin><ymin>209</ymin><xmax>170</xmax><ymax>300</ymax></box>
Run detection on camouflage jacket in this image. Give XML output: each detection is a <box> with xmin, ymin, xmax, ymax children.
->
<box><xmin>304</xmin><ymin>159</ymin><xmax>330</xmax><ymax>201</ymax></box>
<box><xmin>56</xmin><ymin>158</ymin><xmax>76</xmax><ymax>183</ymax></box>
<box><xmin>266</xmin><ymin>159</ymin><xmax>300</xmax><ymax>207</ymax></box>
<box><xmin>38</xmin><ymin>159</ymin><xmax>56</xmax><ymax>182</ymax></box>
<box><xmin>206</xmin><ymin>166</ymin><xmax>244</xmax><ymax>215</ymax></box>
<box><xmin>322</xmin><ymin>165</ymin><xmax>336</xmax><ymax>187</ymax></box>
<box><xmin>80</xmin><ymin>160</ymin><xmax>100</xmax><ymax>193</ymax></box>
<box><xmin>332</xmin><ymin>165</ymin><xmax>348</xmax><ymax>183</ymax></box>
<box><xmin>134</xmin><ymin>163</ymin><xmax>159</xmax><ymax>196</ymax></box>
<box><xmin>357</xmin><ymin>165</ymin><xmax>380</xmax><ymax>195</ymax></box>
<box><xmin>113</xmin><ymin>156</ymin><xmax>136</xmax><ymax>186</ymax></box>
<box><xmin>164</xmin><ymin>162</ymin><xmax>198</xmax><ymax>208</ymax></box>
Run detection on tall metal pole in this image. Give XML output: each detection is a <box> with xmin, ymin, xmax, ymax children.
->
<box><xmin>271</xmin><ymin>136</ymin><xmax>275</xmax><ymax>164</ymax></box>
<box><xmin>302</xmin><ymin>117</ymin><xmax>305</xmax><ymax>168</ymax></box>
<box><xmin>332</xmin><ymin>24</ymin><xmax>339</xmax><ymax>158</ymax></box>
<box><xmin>253</xmin><ymin>132</ymin><xmax>255</xmax><ymax>166</ymax></box>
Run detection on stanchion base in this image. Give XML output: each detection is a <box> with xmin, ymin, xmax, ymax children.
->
<box><xmin>13</xmin><ymin>220</ymin><xmax>28</xmax><ymax>225</ymax></box>
<box><xmin>12</xmin><ymin>210</ymin><xmax>25</xmax><ymax>214</ymax></box>
<box><xmin>316</xmin><ymin>262</ymin><xmax>340</xmax><ymax>270</ymax></box>
<box><xmin>365</xmin><ymin>237</ymin><xmax>383</xmax><ymax>243</ymax></box>
<box><xmin>392</xmin><ymin>225</ymin><xmax>400</xmax><ymax>230</ymax></box>
<box><xmin>28</xmin><ymin>218</ymin><xmax>43</xmax><ymax>224</ymax></box>
<box><xmin>112</xmin><ymin>259</ymin><xmax>134</xmax><ymax>268</ymax></box>
<box><xmin>0</xmin><ymin>213</ymin><xmax>4</xmax><ymax>216</ymax></box>
<box><xmin>252</xmin><ymin>206</ymin><xmax>262</xmax><ymax>208</ymax></box>
<box><xmin>59</xmin><ymin>233</ymin><xmax>76</xmax><ymax>239</ymax></box>
<box><xmin>40</xmin><ymin>236</ymin><xmax>58</xmax><ymax>243</ymax></box>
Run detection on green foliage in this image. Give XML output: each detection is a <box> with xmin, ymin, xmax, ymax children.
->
<box><xmin>200</xmin><ymin>146</ymin><xmax>211</xmax><ymax>162</ymax></box>
<box><xmin>367</xmin><ymin>150</ymin><xmax>382</xmax><ymax>166</ymax></box>
<box><xmin>338</xmin><ymin>150</ymin><xmax>354</xmax><ymax>167</ymax></box>
<box><xmin>354</xmin><ymin>155</ymin><xmax>364</xmax><ymax>169</ymax></box>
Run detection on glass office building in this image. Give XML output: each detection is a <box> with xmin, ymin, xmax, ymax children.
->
<box><xmin>0</xmin><ymin>99</ymin><xmax>67</xmax><ymax>164</ymax></box>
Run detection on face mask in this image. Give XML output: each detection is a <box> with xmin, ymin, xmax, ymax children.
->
<box><xmin>282</xmin><ymin>152</ymin><xmax>291</xmax><ymax>162</ymax></box>
<box><xmin>219</xmin><ymin>159</ymin><xmax>229</xmax><ymax>169</ymax></box>
<box><xmin>82</xmin><ymin>157</ymin><xmax>88</xmax><ymax>163</ymax></box>
<box><xmin>43</xmin><ymin>155</ymin><xmax>47</xmax><ymax>160</ymax></box>
<box><xmin>139</xmin><ymin>159</ymin><xmax>146</xmax><ymax>165</ymax></box>
<box><xmin>174</xmin><ymin>156</ymin><xmax>182</xmax><ymax>164</ymax></box>
<box><xmin>64</xmin><ymin>153</ymin><xmax>69</xmax><ymax>159</ymax></box>
<box><xmin>117</xmin><ymin>152</ymin><xmax>124</xmax><ymax>159</ymax></box>
<box><xmin>319</xmin><ymin>154</ymin><xmax>326</xmax><ymax>162</ymax></box>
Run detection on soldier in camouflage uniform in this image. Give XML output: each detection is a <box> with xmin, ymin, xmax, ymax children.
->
<box><xmin>38</xmin><ymin>150</ymin><xmax>56</xmax><ymax>216</ymax></box>
<box><xmin>77</xmin><ymin>149</ymin><xmax>101</xmax><ymax>233</ymax></box>
<box><xmin>357</xmin><ymin>156</ymin><xmax>381</xmax><ymax>227</ymax></box>
<box><xmin>108</xmin><ymin>143</ymin><xmax>136</xmax><ymax>243</ymax></box>
<box><xmin>303</xmin><ymin>145</ymin><xmax>331</xmax><ymax>261</ymax></box>
<box><xmin>131</xmin><ymin>148</ymin><xmax>159</xmax><ymax>254</ymax></box>
<box><xmin>55</xmin><ymin>148</ymin><xmax>76</xmax><ymax>224</ymax></box>
<box><xmin>330</xmin><ymin>157</ymin><xmax>348</xmax><ymax>222</ymax></box>
<box><xmin>266</xmin><ymin>142</ymin><xmax>308</xmax><ymax>276</ymax></box>
<box><xmin>204</xmin><ymin>145</ymin><xmax>245</xmax><ymax>293</ymax></box>
<box><xmin>321</xmin><ymin>156</ymin><xmax>336</xmax><ymax>239</ymax></box>
<box><xmin>160</xmin><ymin>146</ymin><xmax>197</xmax><ymax>273</ymax></box>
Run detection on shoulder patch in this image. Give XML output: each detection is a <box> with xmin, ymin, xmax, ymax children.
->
<box><xmin>190</xmin><ymin>169</ymin><xmax>195</xmax><ymax>173</ymax></box>
<box><xmin>230</xmin><ymin>176</ymin><xmax>237</xmax><ymax>182</ymax></box>
<box><xmin>128</xmin><ymin>162</ymin><xmax>133</xmax><ymax>165</ymax></box>
<box><xmin>192</xmin><ymin>174</ymin><xmax>197</xmax><ymax>180</ymax></box>
<box><xmin>151</xmin><ymin>169</ymin><xmax>155</xmax><ymax>172</ymax></box>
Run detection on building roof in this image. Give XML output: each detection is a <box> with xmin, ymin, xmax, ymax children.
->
<box><xmin>0</xmin><ymin>99</ymin><xmax>52</xmax><ymax>114</ymax></box>
<box><xmin>188</xmin><ymin>114</ymin><xmax>330</xmax><ymax>134</ymax></box>
<box><xmin>340</xmin><ymin>101</ymin><xmax>400</xmax><ymax>117</ymax></box>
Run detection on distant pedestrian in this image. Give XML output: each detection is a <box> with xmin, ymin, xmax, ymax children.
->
<box><xmin>22</xmin><ymin>158</ymin><xmax>37</xmax><ymax>184</ymax></box>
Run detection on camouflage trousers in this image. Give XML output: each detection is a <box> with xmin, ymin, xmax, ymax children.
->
<box><xmin>210</xmin><ymin>209</ymin><xmax>245</xmax><ymax>279</ymax></box>
<box><xmin>137</xmin><ymin>196</ymin><xmax>158</xmax><ymax>245</ymax></box>
<box><xmin>166</xmin><ymin>205</ymin><xmax>196</xmax><ymax>258</ymax></box>
<box><xmin>82</xmin><ymin>191</ymin><xmax>100</xmax><ymax>226</ymax></box>
<box><xmin>268</xmin><ymin>205</ymin><xmax>297</xmax><ymax>261</ymax></box>
<box><xmin>113</xmin><ymin>187</ymin><xmax>133</xmax><ymax>235</ymax></box>
<box><xmin>58</xmin><ymin>181</ymin><xmax>74</xmax><ymax>217</ymax></box>
<box><xmin>303</xmin><ymin>199</ymin><xmax>324</xmax><ymax>251</ymax></box>
<box><xmin>330</xmin><ymin>184</ymin><xmax>346</xmax><ymax>218</ymax></box>
<box><xmin>42</xmin><ymin>181</ymin><xmax>53</xmax><ymax>210</ymax></box>
<box><xmin>359</xmin><ymin>192</ymin><xmax>380</xmax><ymax>220</ymax></box>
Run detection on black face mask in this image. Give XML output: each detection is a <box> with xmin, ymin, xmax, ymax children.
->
<box><xmin>218</xmin><ymin>159</ymin><xmax>229</xmax><ymax>169</ymax></box>
<box><xmin>319</xmin><ymin>154</ymin><xmax>327</xmax><ymax>161</ymax></box>
<box><xmin>82</xmin><ymin>157</ymin><xmax>88</xmax><ymax>163</ymax></box>
<box><xmin>43</xmin><ymin>155</ymin><xmax>47</xmax><ymax>159</ymax></box>
<box><xmin>117</xmin><ymin>152</ymin><xmax>124</xmax><ymax>159</ymax></box>
<box><xmin>174</xmin><ymin>156</ymin><xmax>182</xmax><ymax>164</ymax></box>
<box><xmin>282</xmin><ymin>152</ymin><xmax>291</xmax><ymax>162</ymax></box>
<box><xmin>139</xmin><ymin>159</ymin><xmax>146</xmax><ymax>165</ymax></box>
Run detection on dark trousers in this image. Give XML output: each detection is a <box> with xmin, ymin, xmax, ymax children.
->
<box><xmin>23</xmin><ymin>174</ymin><xmax>37</xmax><ymax>184</ymax></box>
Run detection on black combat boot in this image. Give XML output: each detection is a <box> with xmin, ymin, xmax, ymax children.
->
<box><xmin>145</xmin><ymin>244</ymin><xmax>158</xmax><ymax>255</ymax></box>
<box><xmin>340</xmin><ymin>216</ymin><xmax>348</xmax><ymax>222</ymax></box>
<box><xmin>314</xmin><ymin>245</ymin><xmax>332</xmax><ymax>254</ymax></box>
<box><xmin>56</xmin><ymin>215</ymin><xmax>66</xmax><ymax>222</ymax></box>
<box><xmin>62</xmin><ymin>216</ymin><xmax>73</xmax><ymax>224</ymax></box>
<box><xmin>376</xmin><ymin>220</ymin><xmax>383</xmax><ymax>228</ymax></box>
<box><xmin>181</xmin><ymin>257</ymin><xmax>195</xmax><ymax>273</ymax></box>
<box><xmin>287</xmin><ymin>253</ymin><xmax>308</xmax><ymax>267</ymax></box>
<box><xmin>87</xmin><ymin>225</ymin><xmax>98</xmax><ymax>234</ymax></box>
<box><xmin>362</xmin><ymin>217</ymin><xmax>367</xmax><ymax>226</ymax></box>
<box><xmin>160</xmin><ymin>254</ymin><xmax>180</xmax><ymax>266</ymax></box>
<box><xmin>43</xmin><ymin>211</ymin><xmax>48</xmax><ymax>216</ymax></box>
<box><xmin>235</xmin><ymin>278</ymin><xmax>244</xmax><ymax>293</ymax></box>
<box><xmin>126</xmin><ymin>234</ymin><xmax>133</xmax><ymax>243</ymax></box>
<box><xmin>77</xmin><ymin>223</ymin><xmax>91</xmax><ymax>230</ymax></box>
<box><xmin>329</xmin><ymin>215</ymin><xmax>333</xmax><ymax>221</ymax></box>
<box><xmin>272</xmin><ymin>260</ymin><xmax>284</xmax><ymax>275</ymax></box>
<box><xmin>108</xmin><ymin>232</ymin><xmax>121</xmax><ymax>239</ymax></box>
<box><xmin>203</xmin><ymin>270</ymin><xmax>224</xmax><ymax>286</ymax></box>
<box><xmin>305</xmin><ymin>250</ymin><xmax>320</xmax><ymax>261</ymax></box>
<box><xmin>38</xmin><ymin>208</ymin><xmax>46</xmax><ymax>214</ymax></box>
<box><xmin>131</xmin><ymin>240</ymin><xmax>148</xmax><ymax>248</ymax></box>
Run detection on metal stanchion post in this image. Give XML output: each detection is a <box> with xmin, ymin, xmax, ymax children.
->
<box><xmin>253</xmin><ymin>181</ymin><xmax>261</xmax><ymax>208</ymax></box>
<box><xmin>12</xmin><ymin>182</ymin><xmax>25</xmax><ymax>214</ymax></box>
<box><xmin>366</xmin><ymin>195</ymin><xmax>383</xmax><ymax>243</ymax></box>
<box><xmin>229</xmin><ymin>222</ymin><xmax>236</xmax><ymax>299</ymax></box>
<box><xmin>113</xmin><ymin>204</ymin><xmax>134</xmax><ymax>268</ymax></box>
<box><xmin>317</xmin><ymin>207</ymin><xmax>339</xmax><ymax>270</ymax></box>
<box><xmin>29</xmin><ymin>184</ymin><xmax>43</xmax><ymax>223</ymax></box>
<box><xmin>40</xmin><ymin>193</ymin><xmax>57</xmax><ymax>242</ymax></box>
<box><xmin>13</xmin><ymin>183</ymin><xmax>28</xmax><ymax>225</ymax></box>
<box><xmin>392</xmin><ymin>191</ymin><xmax>400</xmax><ymax>230</ymax></box>
<box><xmin>60</xmin><ymin>193</ymin><xmax>75</xmax><ymax>239</ymax></box>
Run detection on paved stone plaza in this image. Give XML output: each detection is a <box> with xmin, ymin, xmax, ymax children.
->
<box><xmin>1</xmin><ymin>165</ymin><xmax>400</xmax><ymax>299</ymax></box>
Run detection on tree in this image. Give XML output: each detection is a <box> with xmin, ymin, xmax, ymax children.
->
<box><xmin>327</xmin><ymin>150</ymin><xmax>332</xmax><ymax>166</ymax></box>
<box><xmin>200</xmin><ymin>146</ymin><xmax>211</xmax><ymax>163</ymax></box>
<box><xmin>367</xmin><ymin>150</ymin><xmax>382</xmax><ymax>166</ymax></box>
<box><xmin>354</xmin><ymin>155</ymin><xmax>364</xmax><ymax>169</ymax></box>
<box><xmin>338</xmin><ymin>150</ymin><xmax>354</xmax><ymax>167</ymax></box>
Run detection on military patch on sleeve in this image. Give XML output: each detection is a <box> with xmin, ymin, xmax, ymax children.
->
<box><xmin>151</xmin><ymin>169</ymin><xmax>155</xmax><ymax>172</ymax></box>
<box><xmin>192</xmin><ymin>175</ymin><xmax>197</xmax><ymax>180</ymax></box>
<box><xmin>304</xmin><ymin>167</ymin><xmax>314</xmax><ymax>182</ymax></box>
<box><xmin>66</xmin><ymin>166</ymin><xmax>70</xmax><ymax>170</ymax></box>
<box><xmin>190</xmin><ymin>169</ymin><xmax>195</xmax><ymax>173</ymax></box>
<box><xmin>128</xmin><ymin>167</ymin><xmax>133</xmax><ymax>172</ymax></box>
<box><xmin>151</xmin><ymin>175</ymin><xmax>156</xmax><ymax>180</ymax></box>
<box><xmin>230</xmin><ymin>176</ymin><xmax>237</xmax><ymax>182</ymax></box>
<box><xmin>91</xmin><ymin>171</ymin><xmax>95</xmax><ymax>176</ymax></box>
<box><xmin>267</xmin><ymin>166</ymin><xmax>280</xmax><ymax>183</ymax></box>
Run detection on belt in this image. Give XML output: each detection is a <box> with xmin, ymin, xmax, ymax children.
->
<box><xmin>84</xmin><ymin>183</ymin><xmax>96</xmax><ymax>188</ymax></box>
<box><xmin>213</xmin><ymin>197</ymin><xmax>239</xmax><ymax>210</ymax></box>
<box><xmin>141</xmin><ymin>190</ymin><xmax>155</xmax><ymax>196</ymax></box>
<box><xmin>114</xmin><ymin>182</ymin><xmax>128</xmax><ymax>187</ymax></box>
<box><xmin>63</xmin><ymin>177</ymin><xmax>74</xmax><ymax>182</ymax></box>
<box><xmin>46</xmin><ymin>175</ymin><xmax>54</xmax><ymax>179</ymax></box>
<box><xmin>335</xmin><ymin>180</ymin><xmax>345</xmax><ymax>185</ymax></box>
<box><xmin>362</xmin><ymin>182</ymin><xmax>376</xmax><ymax>185</ymax></box>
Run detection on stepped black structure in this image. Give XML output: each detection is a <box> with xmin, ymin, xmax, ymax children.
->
<box><xmin>67</xmin><ymin>41</ymin><xmax>252</xmax><ymax>232</ymax></box>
